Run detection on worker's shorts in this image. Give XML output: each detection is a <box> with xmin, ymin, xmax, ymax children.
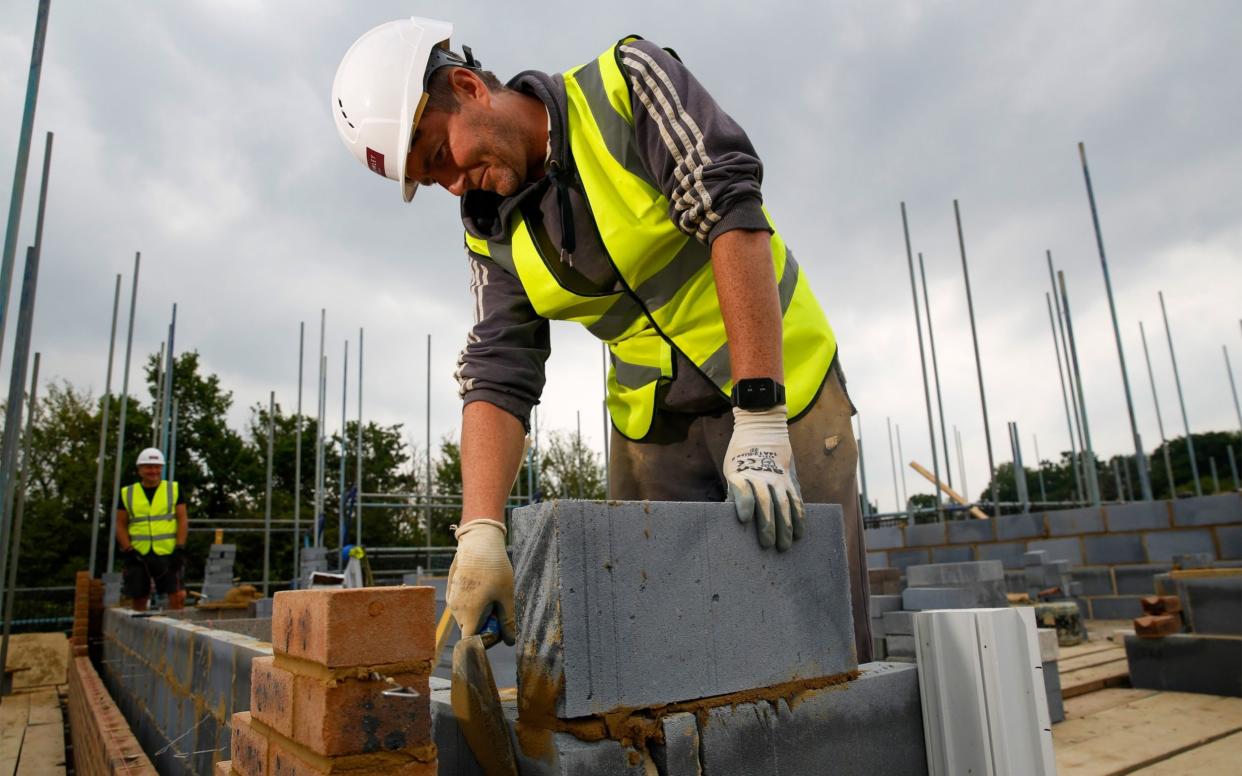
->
<box><xmin>122</xmin><ymin>551</ymin><xmax>183</xmax><ymax>598</ymax></box>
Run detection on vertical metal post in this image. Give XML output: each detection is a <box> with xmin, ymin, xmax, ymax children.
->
<box><xmin>0</xmin><ymin>352</ymin><xmax>39</xmax><ymax>686</ymax></box>
<box><xmin>1078</xmin><ymin>143</ymin><xmax>1153</xmax><ymax>500</ymax></box>
<box><xmin>315</xmin><ymin>310</ymin><xmax>325</xmax><ymax>546</ymax></box>
<box><xmin>1058</xmin><ymin>271</ymin><xmax>1102</xmax><ymax>505</ymax></box>
<box><xmin>151</xmin><ymin>341</ymin><xmax>164</xmax><ymax>446</ymax></box>
<box><xmin>886</xmin><ymin>417</ymin><xmax>900</xmax><ymax>513</ymax></box>
<box><xmin>1227</xmin><ymin>446</ymin><xmax>1239</xmax><ymax>491</ymax></box>
<box><xmin>1140</xmin><ymin>321</ymin><xmax>1177</xmax><ymax>498</ymax></box>
<box><xmin>1224</xmin><ymin>346</ymin><xmax>1242</xmax><ymax>432</ymax></box>
<box><xmin>167</xmin><ymin>400</ymin><xmax>178</xmax><ymax>498</ymax></box>
<box><xmin>918</xmin><ymin>252</ymin><xmax>953</xmax><ymax>489</ymax></box>
<box><xmin>954</xmin><ymin>426</ymin><xmax>969</xmax><ymax>502</ymax></box>
<box><xmin>1111</xmin><ymin>459</ymin><xmax>1124</xmax><ymax>502</ymax></box>
<box><xmin>1049</xmin><ymin>251</ymin><xmax>1089</xmax><ymax>499</ymax></box>
<box><xmin>0</xmin><ymin>0</ymin><xmax>52</xmax><ymax>370</ymax></box>
<box><xmin>294</xmin><ymin>322</ymin><xmax>303</xmax><ymax>584</ymax></box>
<box><xmin>264</xmin><ymin>391</ymin><xmax>274</xmax><ymax>595</ymax></box>
<box><xmin>356</xmin><ymin>328</ymin><xmax>364</xmax><ymax>547</ymax></box>
<box><xmin>1209</xmin><ymin>458</ymin><xmax>1220</xmax><ymax>495</ymax></box>
<box><xmin>89</xmin><ymin>275</ymin><xmax>121</xmax><ymax>578</ymax></box>
<box><xmin>900</xmin><ymin>204</ymin><xmax>941</xmax><ymax>515</ymax></box>
<box><xmin>856</xmin><ymin>415</ymin><xmax>870</xmax><ymax>517</ymax></box>
<box><xmin>107</xmin><ymin>253</ymin><xmax>140</xmax><ymax>572</ymax></box>
<box><xmin>317</xmin><ymin>354</ymin><xmax>327</xmax><ymax>547</ymax></box>
<box><xmin>1033</xmin><ymin>434</ymin><xmax>1048</xmax><ymax>504</ymax></box>
<box><xmin>1121</xmin><ymin>457</ymin><xmax>1134</xmax><ymax>502</ymax></box>
<box><xmin>339</xmin><ymin>340</ymin><xmax>348</xmax><ymax>550</ymax></box>
<box><xmin>159</xmin><ymin>305</ymin><xmax>177</xmax><ymax>455</ymax></box>
<box><xmin>1008</xmin><ymin>422</ymin><xmax>1029</xmax><ymax>510</ymax></box>
<box><xmin>575</xmin><ymin>411</ymin><xmax>584</xmax><ymax>500</ymax></box>
<box><xmin>1046</xmin><ymin>292</ymin><xmax>1083</xmax><ymax>502</ymax></box>
<box><xmin>954</xmin><ymin>200</ymin><xmax>999</xmax><ymax>515</ymax></box>
<box><xmin>1160</xmin><ymin>292</ymin><xmax>1201</xmax><ymax>496</ymax></box>
<box><xmin>425</xmin><ymin>334</ymin><xmax>432</xmax><ymax>560</ymax></box>
<box><xmin>895</xmin><ymin>423</ymin><xmax>910</xmax><ymax>513</ymax></box>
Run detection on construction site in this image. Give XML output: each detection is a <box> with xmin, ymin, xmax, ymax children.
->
<box><xmin>1</xmin><ymin>2</ymin><xmax>1241</xmax><ymax>775</ymax></box>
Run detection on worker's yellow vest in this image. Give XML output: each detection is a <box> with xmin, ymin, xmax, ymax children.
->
<box><xmin>123</xmin><ymin>481</ymin><xmax>179</xmax><ymax>556</ymax></box>
<box><xmin>466</xmin><ymin>38</ymin><xmax>836</xmax><ymax>440</ymax></box>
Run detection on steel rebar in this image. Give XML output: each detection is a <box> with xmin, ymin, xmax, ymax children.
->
<box><xmin>107</xmin><ymin>252</ymin><xmax>140</xmax><ymax>572</ymax></box>
<box><xmin>918</xmin><ymin>253</ymin><xmax>953</xmax><ymax>490</ymax></box>
<box><xmin>159</xmin><ymin>305</ymin><xmax>177</xmax><ymax>457</ymax></box>
<box><xmin>1209</xmin><ymin>457</ymin><xmax>1220</xmax><ymax>495</ymax></box>
<box><xmin>857</xmin><ymin>415</ymin><xmax>870</xmax><ymax>517</ymax></box>
<box><xmin>339</xmin><ymin>339</ymin><xmax>348</xmax><ymax>549</ymax></box>
<box><xmin>151</xmin><ymin>341</ymin><xmax>164</xmax><ymax>446</ymax></box>
<box><xmin>1140</xmin><ymin>321</ymin><xmax>1177</xmax><ymax>498</ymax></box>
<box><xmin>0</xmin><ymin>352</ymin><xmax>40</xmax><ymax>690</ymax></box>
<box><xmin>264</xmin><ymin>391</ymin><xmax>274</xmax><ymax>595</ymax></box>
<box><xmin>954</xmin><ymin>426</ymin><xmax>969</xmax><ymax>502</ymax></box>
<box><xmin>886</xmin><ymin>417</ymin><xmax>900</xmax><ymax>513</ymax></box>
<box><xmin>1033</xmin><ymin>434</ymin><xmax>1048</xmax><ymax>504</ymax></box>
<box><xmin>1046</xmin><ymin>291</ymin><xmax>1083</xmax><ymax>502</ymax></box>
<box><xmin>1048</xmin><ymin>251</ymin><xmax>1089</xmax><ymax>501</ymax></box>
<box><xmin>1225</xmin><ymin>345</ymin><xmax>1241</xmax><ymax>433</ymax></box>
<box><xmin>954</xmin><ymin>200</ymin><xmax>998</xmax><ymax>515</ymax></box>
<box><xmin>1058</xmin><ymin>271</ymin><xmax>1102</xmax><ymax>505</ymax></box>
<box><xmin>89</xmin><ymin>275</ymin><xmax>121</xmax><ymax>577</ymax></box>
<box><xmin>1160</xmin><ymin>292</ymin><xmax>1201</xmax><ymax>496</ymax></box>
<box><xmin>900</xmin><ymin>204</ymin><xmax>941</xmax><ymax>515</ymax></box>
<box><xmin>1228</xmin><ymin>446</ymin><xmax>1239</xmax><ymax>491</ymax></box>
<box><xmin>356</xmin><ymin>328</ymin><xmax>364</xmax><ymax>546</ymax></box>
<box><xmin>315</xmin><ymin>310</ymin><xmax>325</xmax><ymax>546</ymax></box>
<box><xmin>895</xmin><ymin>423</ymin><xmax>910</xmax><ymax>511</ymax></box>
<box><xmin>294</xmin><ymin>322</ymin><xmax>303</xmax><ymax>584</ymax></box>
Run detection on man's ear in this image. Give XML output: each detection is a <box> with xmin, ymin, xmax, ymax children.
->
<box><xmin>449</xmin><ymin>68</ymin><xmax>490</xmax><ymax>106</ymax></box>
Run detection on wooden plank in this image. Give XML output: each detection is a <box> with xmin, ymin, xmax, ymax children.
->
<box><xmin>1059</xmin><ymin>641</ymin><xmax>1122</xmax><ymax>661</ymax></box>
<box><xmin>1054</xmin><ymin>692</ymin><xmax>1242</xmax><ymax>776</ymax></box>
<box><xmin>908</xmin><ymin>461</ymin><xmax>991</xmax><ymax>519</ymax></box>
<box><xmin>4</xmin><ymin>634</ymin><xmax>67</xmax><ymax>690</ymax></box>
<box><xmin>0</xmin><ymin>695</ymin><xmax>30</xmax><ymax>776</ymax></box>
<box><xmin>14</xmin><ymin>715</ymin><xmax>64</xmax><ymax>776</ymax></box>
<box><xmin>1059</xmin><ymin>647</ymin><xmax>1127</xmax><ymax>674</ymax></box>
<box><xmin>1060</xmin><ymin>658</ymin><xmax>1130</xmax><ymax>699</ymax></box>
<box><xmin>1130</xmin><ymin>729</ymin><xmax>1242</xmax><ymax>774</ymax></box>
<box><xmin>23</xmin><ymin>690</ymin><xmax>59</xmax><ymax>728</ymax></box>
<box><xmin>1170</xmin><ymin>568</ymin><xmax>1242</xmax><ymax>580</ymax></box>
<box><xmin>1062</xmin><ymin>688</ymin><xmax>1159</xmax><ymax>720</ymax></box>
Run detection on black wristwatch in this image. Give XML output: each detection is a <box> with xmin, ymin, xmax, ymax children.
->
<box><xmin>731</xmin><ymin>378</ymin><xmax>786</xmax><ymax>411</ymax></box>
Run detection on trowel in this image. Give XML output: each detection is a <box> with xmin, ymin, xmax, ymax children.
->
<box><xmin>451</xmin><ymin>614</ymin><xmax>519</xmax><ymax>776</ymax></box>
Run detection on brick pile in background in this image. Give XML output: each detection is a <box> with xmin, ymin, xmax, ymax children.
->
<box><xmin>220</xmin><ymin>586</ymin><xmax>437</xmax><ymax>776</ymax></box>
<box><xmin>67</xmin><ymin>654</ymin><xmax>158</xmax><ymax>775</ymax></box>
<box><xmin>72</xmin><ymin>570</ymin><xmax>106</xmax><ymax>659</ymax></box>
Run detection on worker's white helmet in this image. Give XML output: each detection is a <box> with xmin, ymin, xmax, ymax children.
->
<box><xmin>332</xmin><ymin>17</ymin><xmax>466</xmax><ymax>203</ymax></box>
<box><xmin>137</xmin><ymin>448</ymin><xmax>165</xmax><ymax>467</ymax></box>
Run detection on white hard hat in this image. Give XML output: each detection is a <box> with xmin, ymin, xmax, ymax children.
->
<box><xmin>331</xmin><ymin>17</ymin><xmax>460</xmax><ymax>203</ymax></box>
<box><xmin>137</xmin><ymin>448</ymin><xmax>166</xmax><ymax>467</ymax></box>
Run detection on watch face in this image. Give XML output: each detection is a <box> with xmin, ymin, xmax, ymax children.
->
<box><xmin>733</xmin><ymin>378</ymin><xmax>782</xmax><ymax>410</ymax></box>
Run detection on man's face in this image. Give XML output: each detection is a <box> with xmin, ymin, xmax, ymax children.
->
<box><xmin>405</xmin><ymin>71</ymin><xmax>529</xmax><ymax>198</ymax></box>
<box><xmin>137</xmin><ymin>464</ymin><xmax>162</xmax><ymax>486</ymax></box>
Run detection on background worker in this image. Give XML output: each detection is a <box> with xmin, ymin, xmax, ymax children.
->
<box><xmin>331</xmin><ymin>18</ymin><xmax>871</xmax><ymax>661</ymax></box>
<box><xmin>116</xmin><ymin>447</ymin><xmax>188</xmax><ymax>612</ymax></box>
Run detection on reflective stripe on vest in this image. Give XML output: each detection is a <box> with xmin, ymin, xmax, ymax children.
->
<box><xmin>466</xmin><ymin>39</ymin><xmax>836</xmax><ymax>440</ymax></box>
<box><xmin>124</xmin><ymin>481</ymin><xmax>179</xmax><ymax>556</ymax></box>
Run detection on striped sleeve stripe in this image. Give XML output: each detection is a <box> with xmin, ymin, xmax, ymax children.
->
<box><xmin>454</xmin><ymin>259</ymin><xmax>490</xmax><ymax>396</ymax></box>
<box><xmin>619</xmin><ymin>44</ymin><xmax>722</xmax><ymax>241</ymax></box>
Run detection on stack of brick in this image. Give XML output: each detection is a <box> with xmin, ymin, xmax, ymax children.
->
<box><xmin>72</xmin><ymin>570</ymin><xmax>91</xmax><ymax>657</ymax></box>
<box><xmin>221</xmin><ymin>586</ymin><xmax>437</xmax><ymax>775</ymax></box>
<box><xmin>67</xmin><ymin>653</ymin><xmax>158</xmax><ymax>775</ymax></box>
<box><xmin>1133</xmin><ymin>595</ymin><xmax>1183</xmax><ymax>638</ymax></box>
<box><xmin>203</xmin><ymin>543</ymin><xmax>238</xmax><ymax>600</ymax></box>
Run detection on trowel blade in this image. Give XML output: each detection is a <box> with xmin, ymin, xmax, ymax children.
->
<box><xmin>451</xmin><ymin>633</ymin><xmax>519</xmax><ymax>776</ymax></box>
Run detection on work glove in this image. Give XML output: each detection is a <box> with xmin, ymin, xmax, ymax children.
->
<box><xmin>170</xmin><ymin>545</ymin><xmax>187</xmax><ymax>571</ymax></box>
<box><xmin>724</xmin><ymin>405</ymin><xmax>805</xmax><ymax>551</ymax></box>
<box><xmin>447</xmin><ymin>519</ymin><xmax>517</xmax><ymax>646</ymax></box>
<box><xmin>121</xmin><ymin>546</ymin><xmax>142</xmax><ymax>563</ymax></box>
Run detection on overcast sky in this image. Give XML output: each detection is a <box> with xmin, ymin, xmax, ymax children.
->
<box><xmin>1</xmin><ymin>1</ymin><xmax>1239</xmax><ymax>511</ymax></box>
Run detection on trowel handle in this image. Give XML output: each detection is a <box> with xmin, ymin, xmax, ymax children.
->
<box><xmin>480</xmin><ymin>613</ymin><xmax>502</xmax><ymax>650</ymax></box>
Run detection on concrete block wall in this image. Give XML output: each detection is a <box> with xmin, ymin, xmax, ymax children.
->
<box><xmin>864</xmin><ymin>494</ymin><xmax>1242</xmax><ymax>620</ymax></box>
<box><xmin>101</xmin><ymin>608</ymin><xmax>272</xmax><ymax>775</ymax></box>
<box><xmin>68</xmin><ymin>653</ymin><xmax>159</xmax><ymax>775</ymax></box>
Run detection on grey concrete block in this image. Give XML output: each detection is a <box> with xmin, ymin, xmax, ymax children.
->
<box><xmin>1005</xmin><ymin>570</ymin><xmax>1027</xmax><ymax>593</ymax></box>
<box><xmin>103</xmin><ymin>572</ymin><xmax>123</xmax><ymax>606</ymax></box>
<box><xmin>1083</xmin><ymin>534</ymin><xmax>1147</xmax><ymax>565</ymax></box>
<box><xmin>1026</xmin><ymin>537</ymin><xmax>1083</xmax><ymax>566</ymax></box>
<box><xmin>1087</xmin><ymin>595</ymin><xmax>1145</xmax><ymax>620</ymax></box>
<box><xmin>652</xmin><ymin>713</ymin><xmax>700</xmax><ymax>776</ymax></box>
<box><xmin>1145</xmin><ymin>529</ymin><xmax>1215</xmax><ymax>562</ymax></box>
<box><xmin>1154</xmin><ymin>572</ymin><xmax>1175</xmax><ymax>596</ymax></box>
<box><xmin>886</xmin><ymin>635</ymin><xmax>916</xmax><ymax>657</ymax></box>
<box><xmin>997</xmin><ymin>513</ymin><xmax>1046</xmax><ymax>540</ymax></box>
<box><xmin>883</xmin><ymin>610</ymin><xmax>914</xmax><ymax>636</ymax></box>
<box><xmin>977</xmin><ymin>541</ymin><xmax>1027</xmax><ymax>570</ymax></box>
<box><xmin>1172</xmin><ymin>493</ymin><xmax>1242</xmax><ymax>527</ymax></box>
<box><xmin>864</xmin><ymin>525</ymin><xmax>905</xmax><ymax>550</ymax></box>
<box><xmin>866</xmin><ymin>550</ymin><xmax>888</xmax><ymax>569</ymax></box>
<box><xmin>1173</xmin><ymin>552</ymin><xmax>1214</xmax><ymax>569</ymax></box>
<box><xmin>698</xmin><ymin>662</ymin><xmax>928</xmax><ymax>775</ymax></box>
<box><xmin>1125</xmin><ymin>633</ymin><xmax>1242</xmax><ymax>697</ymax></box>
<box><xmin>164</xmin><ymin>622</ymin><xmax>195</xmax><ymax>690</ymax></box>
<box><xmin>253</xmin><ymin>598</ymin><xmax>273</xmax><ymax>618</ymax></box>
<box><xmin>907</xmin><ymin>560</ymin><xmax>1004</xmax><ymax>587</ymax></box>
<box><xmin>1023</xmin><ymin>550</ymin><xmax>1048</xmax><ymax>567</ymax></box>
<box><xmin>511</xmin><ymin>501</ymin><xmax>855</xmax><ymax>718</ymax></box>
<box><xmin>906</xmin><ymin>521</ymin><xmax>947</xmax><ymax>547</ymax></box>
<box><xmin>947</xmin><ymin>519</ymin><xmax>995</xmax><ymax>544</ymax></box>
<box><xmin>1070</xmin><ymin>567</ymin><xmax>1116</xmax><ymax>597</ymax></box>
<box><xmin>872</xmin><ymin>637</ymin><xmax>887</xmax><ymax>661</ymax></box>
<box><xmin>870</xmin><ymin>594</ymin><xmax>902</xmax><ymax>616</ymax></box>
<box><xmin>888</xmin><ymin>548</ymin><xmax>931</xmax><ymax>570</ymax></box>
<box><xmin>1180</xmin><ymin>577</ymin><xmax>1242</xmax><ymax>636</ymax></box>
<box><xmin>932</xmin><ymin>545</ymin><xmax>975</xmax><ymax>563</ymax></box>
<box><xmin>1219</xmin><ymin>525</ymin><xmax>1242</xmax><ymax>560</ymax></box>
<box><xmin>1113</xmin><ymin>564</ymin><xmax>1171</xmax><ymax>595</ymax></box>
<box><xmin>1043</xmin><ymin>660</ymin><xmax>1064</xmax><ymax>724</ymax></box>
<box><xmin>1047</xmin><ymin>507</ymin><xmax>1104</xmax><ymax>536</ymax></box>
<box><xmin>902</xmin><ymin>586</ymin><xmax>973</xmax><ymax>610</ymax></box>
<box><xmin>1105</xmin><ymin>501</ymin><xmax>1172</xmax><ymax>531</ymax></box>
<box><xmin>1069</xmin><ymin>581</ymin><xmax>1083</xmax><ymax>597</ymax></box>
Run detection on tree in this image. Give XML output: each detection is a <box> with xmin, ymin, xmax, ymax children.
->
<box><xmin>538</xmin><ymin>430</ymin><xmax>606</xmax><ymax>500</ymax></box>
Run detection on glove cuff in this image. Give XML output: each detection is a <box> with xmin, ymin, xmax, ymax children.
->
<box><xmin>731</xmin><ymin>404</ymin><xmax>788</xmax><ymax>426</ymax></box>
<box><xmin>453</xmin><ymin>518</ymin><xmax>507</xmax><ymax>541</ymax></box>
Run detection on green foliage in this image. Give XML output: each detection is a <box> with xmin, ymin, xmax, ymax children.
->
<box><xmin>538</xmin><ymin>430</ymin><xmax>606</xmax><ymax>500</ymax></box>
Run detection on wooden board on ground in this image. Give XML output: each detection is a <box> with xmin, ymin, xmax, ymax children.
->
<box><xmin>3</xmin><ymin>634</ymin><xmax>67</xmax><ymax>690</ymax></box>
<box><xmin>23</xmin><ymin>690</ymin><xmax>59</xmax><ymax>728</ymax></box>
<box><xmin>1062</xmin><ymin>688</ymin><xmax>1159</xmax><ymax>720</ymax></box>
<box><xmin>1169</xmin><ymin>568</ymin><xmax>1242</xmax><ymax>580</ymax></box>
<box><xmin>1130</xmin><ymin>730</ymin><xmax>1242</xmax><ymax>774</ymax></box>
<box><xmin>1061</xmin><ymin>658</ymin><xmax>1130</xmax><ymax>699</ymax></box>
<box><xmin>14</xmin><ymin>708</ymin><xmax>64</xmax><ymax>776</ymax></box>
<box><xmin>0</xmin><ymin>694</ymin><xmax>30</xmax><ymax>776</ymax></box>
<box><xmin>1059</xmin><ymin>640</ymin><xmax>1123</xmax><ymax>662</ymax></box>
<box><xmin>1059</xmin><ymin>646</ymin><xmax>1127</xmax><ymax>674</ymax></box>
<box><xmin>1054</xmin><ymin>691</ymin><xmax>1242</xmax><ymax>776</ymax></box>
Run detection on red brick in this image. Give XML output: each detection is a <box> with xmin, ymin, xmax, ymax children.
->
<box><xmin>231</xmin><ymin>712</ymin><xmax>270</xmax><ymax>776</ymax></box>
<box><xmin>1141</xmin><ymin>595</ymin><xmax>1181</xmax><ymax>615</ymax></box>
<box><xmin>216</xmin><ymin>761</ymin><xmax>236</xmax><ymax>776</ymax></box>
<box><xmin>271</xmin><ymin>587</ymin><xmax>434</xmax><ymax>667</ymax></box>
<box><xmin>291</xmin><ymin>669</ymin><xmax>432</xmax><ymax>757</ymax></box>
<box><xmin>269</xmin><ymin>734</ymin><xmax>436</xmax><ymax>776</ymax></box>
<box><xmin>1134</xmin><ymin>613</ymin><xmax>1181</xmax><ymax>638</ymax></box>
<box><xmin>251</xmin><ymin>657</ymin><xmax>295</xmax><ymax>738</ymax></box>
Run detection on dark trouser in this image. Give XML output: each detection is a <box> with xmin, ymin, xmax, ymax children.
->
<box><xmin>609</xmin><ymin>362</ymin><xmax>873</xmax><ymax>663</ymax></box>
<box><xmin>122</xmin><ymin>551</ymin><xmax>184</xmax><ymax>599</ymax></box>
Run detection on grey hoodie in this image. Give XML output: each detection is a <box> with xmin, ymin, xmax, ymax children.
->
<box><xmin>454</xmin><ymin>39</ymin><xmax>773</xmax><ymax>432</ymax></box>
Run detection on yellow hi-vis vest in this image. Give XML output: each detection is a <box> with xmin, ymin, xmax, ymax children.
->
<box><xmin>123</xmin><ymin>481</ymin><xmax>179</xmax><ymax>556</ymax></box>
<box><xmin>465</xmin><ymin>38</ymin><xmax>837</xmax><ymax>440</ymax></box>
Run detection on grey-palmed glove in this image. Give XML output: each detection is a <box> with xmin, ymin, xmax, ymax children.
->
<box><xmin>724</xmin><ymin>406</ymin><xmax>805</xmax><ymax>551</ymax></box>
<box><xmin>446</xmin><ymin>518</ymin><xmax>517</xmax><ymax>645</ymax></box>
